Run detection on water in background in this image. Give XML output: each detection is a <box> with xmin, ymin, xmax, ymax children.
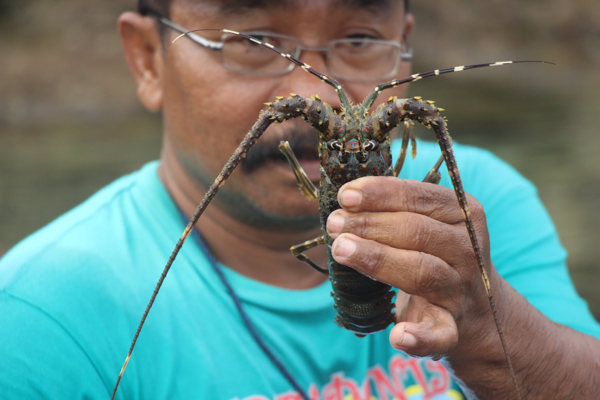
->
<box><xmin>1</xmin><ymin>0</ymin><xmax>599</xmax><ymax>320</ymax></box>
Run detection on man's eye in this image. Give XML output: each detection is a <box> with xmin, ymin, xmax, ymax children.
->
<box><xmin>344</xmin><ymin>34</ymin><xmax>377</xmax><ymax>47</ymax></box>
<box><xmin>348</xmin><ymin>40</ymin><xmax>367</xmax><ymax>48</ymax></box>
<box><xmin>346</xmin><ymin>33</ymin><xmax>375</xmax><ymax>39</ymax></box>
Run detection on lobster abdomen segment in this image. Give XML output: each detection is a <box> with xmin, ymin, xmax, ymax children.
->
<box><xmin>329</xmin><ymin>255</ymin><xmax>396</xmax><ymax>335</ymax></box>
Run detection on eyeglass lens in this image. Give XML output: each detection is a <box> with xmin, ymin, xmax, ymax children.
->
<box><xmin>221</xmin><ymin>34</ymin><xmax>299</xmax><ymax>75</ymax></box>
<box><xmin>221</xmin><ymin>33</ymin><xmax>404</xmax><ymax>80</ymax></box>
<box><xmin>327</xmin><ymin>39</ymin><xmax>402</xmax><ymax>81</ymax></box>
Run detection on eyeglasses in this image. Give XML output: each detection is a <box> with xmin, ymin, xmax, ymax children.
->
<box><xmin>145</xmin><ymin>9</ymin><xmax>413</xmax><ymax>82</ymax></box>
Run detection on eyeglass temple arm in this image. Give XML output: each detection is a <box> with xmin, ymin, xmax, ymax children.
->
<box><xmin>160</xmin><ymin>18</ymin><xmax>223</xmax><ymax>50</ymax></box>
<box><xmin>142</xmin><ymin>7</ymin><xmax>223</xmax><ymax>51</ymax></box>
<box><xmin>401</xmin><ymin>47</ymin><xmax>413</xmax><ymax>62</ymax></box>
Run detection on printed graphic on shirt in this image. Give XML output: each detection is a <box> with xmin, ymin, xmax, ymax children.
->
<box><xmin>235</xmin><ymin>355</ymin><xmax>465</xmax><ymax>400</ymax></box>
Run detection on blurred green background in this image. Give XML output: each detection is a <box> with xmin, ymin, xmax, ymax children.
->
<box><xmin>1</xmin><ymin>0</ymin><xmax>599</xmax><ymax>320</ymax></box>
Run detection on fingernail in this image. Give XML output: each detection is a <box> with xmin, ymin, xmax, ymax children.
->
<box><xmin>397</xmin><ymin>331</ymin><xmax>416</xmax><ymax>349</ymax></box>
<box><xmin>333</xmin><ymin>236</ymin><xmax>357</xmax><ymax>258</ymax></box>
<box><xmin>339</xmin><ymin>189</ymin><xmax>361</xmax><ymax>209</ymax></box>
<box><xmin>326</xmin><ymin>212</ymin><xmax>344</xmax><ymax>238</ymax></box>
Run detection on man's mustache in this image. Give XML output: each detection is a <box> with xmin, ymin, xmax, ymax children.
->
<box><xmin>241</xmin><ymin>128</ymin><xmax>319</xmax><ymax>173</ymax></box>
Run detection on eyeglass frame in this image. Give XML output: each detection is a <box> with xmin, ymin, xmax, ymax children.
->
<box><xmin>142</xmin><ymin>7</ymin><xmax>414</xmax><ymax>82</ymax></box>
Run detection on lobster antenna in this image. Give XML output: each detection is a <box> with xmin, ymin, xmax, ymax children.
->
<box><xmin>360</xmin><ymin>60</ymin><xmax>555</xmax><ymax>113</ymax></box>
<box><xmin>173</xmin><ymin>29</ymin><xmax>354</xmax><ymax>111</ymax></box>
<box><xmin>110</xmin><ymin>109</ymin><xmax>277</xmax><ymax>399</ymax></box>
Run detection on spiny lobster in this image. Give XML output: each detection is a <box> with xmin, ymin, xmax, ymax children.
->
<box><xmin>111</xmin><ymin>28</ymin><xmax>553</xmax><ymax>400</ymax></box>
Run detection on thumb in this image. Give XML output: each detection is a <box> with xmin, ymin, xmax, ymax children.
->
<box><xmin>390</xmin><ymin>301</ymin><xmax>458</xmax><ymax>359</ymax></box>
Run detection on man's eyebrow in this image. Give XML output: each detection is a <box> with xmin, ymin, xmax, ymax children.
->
<box><xmin>215</xmin><ymin>0</ymin><xmax>393</xmax><ymax>16</ymax></box>
<box><xmin>341</xmin><ymin>0</ymin><xmax>393</xmax><ymax>12</ymax></box>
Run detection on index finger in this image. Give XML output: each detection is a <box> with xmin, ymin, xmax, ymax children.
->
<box><xmin>338</xmin><ymin>177</ymin><xmax>466</xmax><ymax>224</ymax></box>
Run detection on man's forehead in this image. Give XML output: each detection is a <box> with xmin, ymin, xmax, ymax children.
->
<box><xmin>187</xmin><ymin>0</ymin><xmax>396</xmax><ymax>15</ymax></box>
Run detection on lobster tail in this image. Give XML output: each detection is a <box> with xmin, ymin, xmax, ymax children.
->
<box><xmin>329</xmin><ymin>255</ymin><xmax>396</xmax><ymax>335</ymax></box>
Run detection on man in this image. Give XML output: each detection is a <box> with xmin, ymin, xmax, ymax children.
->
<box><xmin>1</xmin><ymin>0</ymin><xmax>599</xmax><ymax>399</ymax></box>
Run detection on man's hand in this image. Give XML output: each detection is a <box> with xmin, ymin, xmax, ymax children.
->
<box><xmin>326</xmin><ymin>176</ymin><xmax>503</xmax><ymax>359</ymax></box>
<box><xmin>326</xmin><ymin>175</ymin><xmax>600</xmax><ymax>399</ymax></box>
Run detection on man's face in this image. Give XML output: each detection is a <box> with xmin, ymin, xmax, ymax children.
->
<box><xmin>159</xmin><ymin>0</ymin><xmax>412</xmax><ymax>231</ymax></box>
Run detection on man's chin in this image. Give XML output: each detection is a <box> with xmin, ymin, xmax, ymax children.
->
<box><xmin>220</xmin><ymin>201</ymin><xmax>321</xmax><ymax>232</ymax></box>
<box><xmin>213</xmin><ymin>182</ymin><xmax>321</xmax><ymax>232</ymax></box>
<box><xmin>175</xmin><ymin>148</ymin><xmax>320</xmax><ymax>231</ymax></box>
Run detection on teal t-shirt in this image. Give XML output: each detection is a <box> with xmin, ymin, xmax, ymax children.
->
<box><xmin>1</xmin><ymin>140</ymin><xmax>598</xmax><ymax>400</ymax></box>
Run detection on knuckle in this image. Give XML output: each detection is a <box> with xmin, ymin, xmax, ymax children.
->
<box><xmin>358</xmin><ymin>241</ymin><xmax>387</xmax><ymax>276</ymax></box>
<box><xmin>381</xmin><ymin>177</ymin><xmax>405</xmax><ymax>210</ymax></box>
<box><xmin>406</xmin><ymin>213</ymin><xmax>433</xmax><ymax>249</ymax></box>
<box><xmin>414</xmin><ymin>253</ymin><xmax>441</xmax><ymax>294</ymax></box>
<box><xmin>413</xmin><ymin>253</ymin><xmax>457</xmax><ymax>298</ymax></box>
<box><xmin>467</xmin><ymin>197</ymin><xmax>485</xmax><ymax>222</ymax></box>
<box><xmin>357</xmin><ymin>212</ymin><xmax>375</xmax><ymax>238</ymax></box>
<box><xmin>405</xmin><ymin>183</ymin><xmax>426</xmax><ymax>213</ymax></box>
<box><xmin>344</xmin><ymin>211</ymin><xmax>376</xmax><ymax>240</ymax></box>
<box><xmin>366</xmin><ymin>177</ymin><xmax>411</xmax><ymax>212</ymax></box>
<box><xmin>463</xmin><ymin>194</ymin><xmax>486</xmax><ymax>221</ymax></box>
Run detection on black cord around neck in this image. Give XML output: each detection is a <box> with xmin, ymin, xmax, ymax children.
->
<box><xmin>180</xmin><ymin>212</ymin><xmax>311</xmax><ymax>400</ymax></box>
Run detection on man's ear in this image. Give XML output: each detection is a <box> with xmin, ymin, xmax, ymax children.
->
<box><xmin>118</xmin><ymin>12</ymin><xmax>163</xmax><ymax>112</ymax></box>
<box><xmin>403</xmin><ymin>12</ymin><xmax>414</xmax><ymax>42</ymax></box>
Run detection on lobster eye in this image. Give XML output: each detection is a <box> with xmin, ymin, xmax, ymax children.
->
<box><xmin>327</xmin><ymin>140</ymin><xmax>343</xmax><ymax>151</ymax></box>
<box><xmin>363</xmin><ymin>140</ymin><xmax>379</xmax><ymax>151</ymax></box>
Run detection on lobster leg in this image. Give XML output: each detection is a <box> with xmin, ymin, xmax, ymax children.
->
<box><xmin>394</xmin><ymin>121</ymin><xmax>442</xmax><ymax>183</ymax></box>
<box><xmin>278</xmin><ymin>141</ymin><xmax>329</xmax><ymax>274</ymax></box>
<box><xmin>422</xmin><ymin>154</ymin><xmax>444</xmax><ymax>184</ymax></box>
<box><xmin>393</xmin><ymin>121</ymin><xmax>412</xmax><ymax>178</ymax></box>
<box><xmin>290</xmin><ymin>236</ymin><xmax>328</xmax><ymax>275</ymax></box>
<box><xmin>278</xmin><ymin>141</ymin><xmax>319</xmax><ymax>201</ymax></box>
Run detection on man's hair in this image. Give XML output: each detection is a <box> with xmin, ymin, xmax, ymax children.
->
<box><xmin>137</xmin><ymin>0</ymin><xmax>410</xmax><ymax>19</ymax></box>
<box><xmin>138</xmin><ymin>0</ymin><xmax>170</xmax><ymax>18</ymax></box>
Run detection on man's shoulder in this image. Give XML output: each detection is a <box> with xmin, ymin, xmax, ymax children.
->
<box><xmin>0</xmin><ymin>162</ymin><xmax>199</xmax><ymax>399</ymax></box>
<box><xmin>0</xmin><ymin>161</ymin><xmax>178</xmax><ymax>297</ymax></box>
